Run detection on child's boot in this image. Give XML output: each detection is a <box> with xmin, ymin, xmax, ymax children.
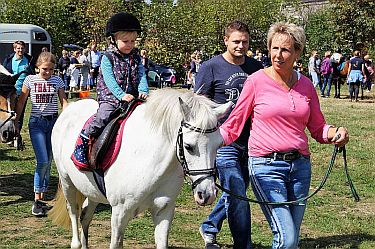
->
<box><xmin>71</xmin><ymin>130</ymin><xmax>91</xmax><ymax>168</ymax></box>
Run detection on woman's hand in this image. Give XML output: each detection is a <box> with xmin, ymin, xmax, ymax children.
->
<box><xmin>139</xmin><ymin>93</ymin><xmax>148</xmax><ymax>100</ymax></box>
<box><xmin>331</xmin><ymin>127</ymin><xmax>349</xmax><ymax>147</ymax></box>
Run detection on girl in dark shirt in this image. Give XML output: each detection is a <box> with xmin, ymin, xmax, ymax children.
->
<box><xmin>347</xmin><ymin>51</ymin><xmax>366</xmax><ymax>101</ymax></box>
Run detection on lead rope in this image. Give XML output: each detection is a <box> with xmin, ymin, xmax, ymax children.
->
<box><xmin>215</xmin><ymin>145</ymin><xmax>359</xmax><ymax>205</ymax></box>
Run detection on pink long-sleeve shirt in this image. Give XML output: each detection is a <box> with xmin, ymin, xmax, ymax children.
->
<box><xmin>220</xmin><ymin>69</ymin><xmax>332</xmax><ymax>156</ymax></box>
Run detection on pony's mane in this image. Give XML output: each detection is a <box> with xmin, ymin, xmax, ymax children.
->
<box><xmin>144</xmin><ymin>89</ymin><xmax>221</xmax><ymax>142</ymax></box>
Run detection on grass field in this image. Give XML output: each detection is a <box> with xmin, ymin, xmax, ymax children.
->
<box><xmin>0</xmin><ymin>86</ymin><xmax>374</xmax><ymax>249</ymax></box>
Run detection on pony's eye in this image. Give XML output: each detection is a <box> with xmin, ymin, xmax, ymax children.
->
<box><xmin>184</xmin><ymin>144</ymin><xmax>194</xmax><ymax>153</ymax></box>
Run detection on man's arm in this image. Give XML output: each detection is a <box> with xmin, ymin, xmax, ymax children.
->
<box><xmin>193</xmin><ymin>61</ymin><xmax>214</xmax><ymax>97</ymax></box>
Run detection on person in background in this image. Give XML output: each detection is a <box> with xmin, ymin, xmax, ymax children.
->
<box><xmin>15</xmin><ymin>52</ymin><xmax>68</xmax><ymax>216</ymax></box>
<box><xmin>330</xmin><ymin>48</ymin><xmax>343</xmax><ymax>98</ymax></box>
<box><xmin>363</xmin><ymin>55</ymin><xmax>374</xmax><ymax>92</ymax></box>
<box><xmin>72</xmin><ymin>12</ymin><xmax>149</xmax><ymax>167</ymax></box>
<box><xmin>320</xmin><ymin>50</ymin><xmax>332</xmax><ymax>97</ymax></box>
<box><xmin>308</xmin><ymin>50</ymin><xmax>320</xmax><ymax>88</ymax></box>
<box><xmin>89</xmin><ymin>42</ymin><xmax>101</xmax><ymax>88</ymax></box>
<box><xmin>68</xmin><ymin>50</ymin><xmax>82</xmax><ymax>92</ymax></box>
<box><xmin>219</xmin><ymin>22</ymin><xmax>349</xmax><ymax>249</ymax></box>
<box><xmin>246</xmin><ymin>50</ymin><xmax>254</xmax><ymax>58</ymax></box>
<box><xmin>140</xmin><ymin>49</ymin><xmax>150</xmax><ymax>84</ymax></box>
<box><xmin>79</xmin><ymin>48</ymin><xmax>91</xmax><ymax>91</ymax></box>
<box><xmin>347</xmin><ymin>50</ymin><xmax>366</xmax><ymax>102</ymax></box>
<box><xmin>58</xmin><ymin>50</ymin><xmax>71</xmax><ymax>90</ymax></box>
<box><xmin>195</xmin><ymin>20</ymin><xmax>263</xmax><ymax>249</ymax></box>
<box><xmin>2</xmin><ymin>40</ymin><xmax>35</xmax><ymax>146</ymax></box>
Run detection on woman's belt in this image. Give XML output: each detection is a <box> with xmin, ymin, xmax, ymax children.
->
<box><xmin>40</xmin><ymin>113</ymin><xmax>58</xmax><ymax>121</ymax></box>
<box><xmin>264</xmin><ymin>150</ymin><xmax>301</xmax><ymax>162</ymax></box>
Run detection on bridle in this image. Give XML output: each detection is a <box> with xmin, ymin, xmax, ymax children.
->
<box><xmin>176</xmin><ymin>121</ymin><xmax>218</xmax><ymax>190</ymax></box>
<box><xmin>0</xmin><ymin>89</ymin><xmax>16</xmax><ymax>130</ymax></box>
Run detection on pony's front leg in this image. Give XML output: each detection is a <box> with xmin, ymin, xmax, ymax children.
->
<box><xmin>80</xmin><ymin>198</ymin><xmax>98</xmax><ymax>249</ymax></box>
<box><xmin>151</xmin><ymin>196</ymin><xmax>176</xmax><ymax>249</ymax></box>
<box><xmin>110</xmin><ymin>204</ymin><xmax>132</xmax><ymax>249</ymax></box>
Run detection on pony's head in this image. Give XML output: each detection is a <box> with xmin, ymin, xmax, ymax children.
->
<box><xmin>178</xmin><ymin>93</ymin><xmax>231</xmax><ymax>206</ymax></box>
<box><xmin>146</xmin><ymin>89</ymin><xmax>231</xmax><ymax>206</ymax></box>
<box><xmin>0</xmin><ymin>71</ymin><xmax>17</xmax><ymax>143</ymax></box>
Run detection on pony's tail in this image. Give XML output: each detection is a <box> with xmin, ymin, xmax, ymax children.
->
<box><xmin>48</xmin><ymin>182</ymin><xmax>85</xmax><ymax>229</ymax></box>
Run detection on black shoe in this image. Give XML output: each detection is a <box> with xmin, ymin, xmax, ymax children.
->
<box><xmin>31</xmin><ymin>200</ymin><xmax>48</xmax><ymax>217</ymax></box>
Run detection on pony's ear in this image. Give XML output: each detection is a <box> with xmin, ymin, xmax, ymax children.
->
<box><xmin>213</xmin><ymin>101</ymin><xmax>233</xmax><ymax>119</ymax></box>
<box><xmin>178</xmin><ymin>97</ymin><xmax>191</xmax><ymax>122</ymax></box>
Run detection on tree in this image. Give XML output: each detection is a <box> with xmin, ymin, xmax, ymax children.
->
<box><xmin>305</xmin><ymin>0</ymin><xmax>375</xmax><ymax>57</ymax></box>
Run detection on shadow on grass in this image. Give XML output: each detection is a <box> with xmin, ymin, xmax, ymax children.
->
<box><xmin>0</xmin><ymin>173</ymin><xmax>59</xmax><ymax>206</ymax></box>
<box><xmin>0</xmin><ymin>147</ymin><xmax>34</xmax><ymax>161</ymax></box>
<box><xmin>300</xmin><ymin>233</ymin><xmax>375</xmax><ymax>248</ymax></box>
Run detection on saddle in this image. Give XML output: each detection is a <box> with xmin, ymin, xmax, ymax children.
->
<box><xmin>89</xmin><ymin>99</ymin><xmax>143</xmax><ymax>169</ymax></box>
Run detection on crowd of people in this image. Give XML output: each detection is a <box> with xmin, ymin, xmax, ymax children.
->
<box><xmin>56</xmin><ymin>42</ymin><xmax>102</xmax><ymax>92</ymax></box>
<box><xmin>307</xmin><ymin>48</ymin><xmax>374</xmax><ymax>102</ymax></box>
<box><xmin>0</xmin><ymin>12</ymin><xmax>365</xmax><ymax>249</ymax></box>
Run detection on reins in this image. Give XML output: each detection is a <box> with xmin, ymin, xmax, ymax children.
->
<box><xmin>176</xmin><ymin>121</ymin><xmax>218</xmax><ymax>190</ymax></box>
<box><xmin>215</xmin><ymin>145</ymin><xmax>360</xmax><ymax>205</ymax></box>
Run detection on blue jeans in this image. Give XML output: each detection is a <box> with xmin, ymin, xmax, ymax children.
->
<box><xmin>249</xmin><ymin>156</ymin><xmax>311</xmax><ymax>249</ymax></box>
<box><xmin>321</xmin><ymin>74</ymin><xmax>332</xmax><ymax>97</ymax></box>
<box><xmin>28</xmin><ymin>116</ymin><xmax>56</xmax><ymax>193</ymax></box>
<box><xmin>201</xmin><ymin>146</ymin><xmax>251</xmax><ymax>249</ymax></box>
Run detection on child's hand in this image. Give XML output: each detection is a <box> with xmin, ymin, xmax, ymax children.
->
<box><xmin>139</xmin><ymin>93</ymin><xmax>148</xmax><ymax>100</ymax></box>
<box><xmin>122</xmin><ymin>94</ymin><xmax>134</xmax><ymax>102</ymax></box>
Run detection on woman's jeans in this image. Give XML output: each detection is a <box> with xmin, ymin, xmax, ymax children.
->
<box><xmin>249</xmin><ymin>156</ymin><xmax>311</xmax><ymax>249</ymax></box>
<box><xmin>201</xmin><ymin>145</ymin><xmax>251</xmax><ymax>249</ymax></box>
<box><xmin>28</xmin><ymin>116</ymin><xmax>56</xmax><ymax>193</ymax></box>
<box><xmin>321</xmin><ymin>74</ymin><xmax>332</xmax><ymax>97</ymax></box>
<box><xmin>309</xmin><ymin>71</ymin><xmax>320</xmax><ymax>88</ymax></box>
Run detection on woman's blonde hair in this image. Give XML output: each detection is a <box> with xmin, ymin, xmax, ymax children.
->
<box><xmin>267</xmin><ymin>22</ymin><xmax>306</xmax><ymax>54</ymax></box>
<box><xmin>36</xmin><ymin>52</ymin><xmax>56</xmax><ymax>67</ymax></box>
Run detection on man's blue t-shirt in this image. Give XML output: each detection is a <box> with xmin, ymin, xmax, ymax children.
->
<box><xmin>12</xmin><ymin>56</ymin><xmax>29</xmax><ymax>95</ymax></box>
<box><xmin>194</xmin><ymin>54</ymin><xmax>263</xmax><ymax>151</ymax></box>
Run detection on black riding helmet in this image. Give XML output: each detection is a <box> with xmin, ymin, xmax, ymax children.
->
<box><xmin>105</xmin><ymin>12</ymin><xmax>141</xmax><ymax>37</ymax></box>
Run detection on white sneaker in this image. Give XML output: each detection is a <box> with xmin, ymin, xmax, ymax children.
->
<box><xmin>199</xmin><ymin>227</ymin><xmax>220</xmax><ymax>249</ymax></box>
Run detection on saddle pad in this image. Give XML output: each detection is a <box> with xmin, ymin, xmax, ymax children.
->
<box><xmin>71</xmin><ymin>102</ymin><xmax>140</xmax><ymax>172</ymax></box>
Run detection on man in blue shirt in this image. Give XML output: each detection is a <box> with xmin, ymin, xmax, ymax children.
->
<box><xmin>3</xmin><ymin>40</ymin><xmax>35</xmax><ymax>140</ymax></box>
<box><xmin>194</xmin><ymin>20</ymin><xmax>262</xmax><ymax>249</ymax></box>
<box><xmin>89</xmin><ymin>43</ymin><xmax>101</xmax><ymax>88</ymax></box>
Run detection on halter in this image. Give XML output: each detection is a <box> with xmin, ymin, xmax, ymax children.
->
<box><xmin>176</xmin><ymin>121</ymin><xmax>218</xmax><ymax>190</ymax></box>
<box><xmin>0</xmin><ymin>92</ymin><xmax>16</xmax><ymax>129</ymax></box>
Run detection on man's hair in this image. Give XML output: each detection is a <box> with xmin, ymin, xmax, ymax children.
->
<box><xmin>13</xmin><ymin>40</ymin><xmax>25</xmax><ymax>49</ymax></box>
<box><xmin>224</xmin><ymin>20</ymin><xmax>250</xmax><ymax>37</ymax></box>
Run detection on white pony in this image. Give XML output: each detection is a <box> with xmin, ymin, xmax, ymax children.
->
<box><xmin>49</xmin><ymin>89</ymin><xmax>231</xmax><ymax>249</ymax></box>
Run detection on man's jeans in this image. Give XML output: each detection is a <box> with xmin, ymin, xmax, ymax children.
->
<box><xmin>201</xmin><ymin>145</ymin><xmax>251</xmax><ymax>249</ymax></box>
<box><xmin>28</xmin><ymin>116</ymin><xmax>56</xmax><ymax>193</ymax></box>
<box><xmin>249</xmin><ymin>156</ymin><xmax>311</xmax><ymax>249</ymax></box>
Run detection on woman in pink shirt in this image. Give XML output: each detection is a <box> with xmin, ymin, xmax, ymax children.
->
<box><xmin>220</xmin><ymin>22</ymin><xmax>349</xmax><ymax>249</ymax></box>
